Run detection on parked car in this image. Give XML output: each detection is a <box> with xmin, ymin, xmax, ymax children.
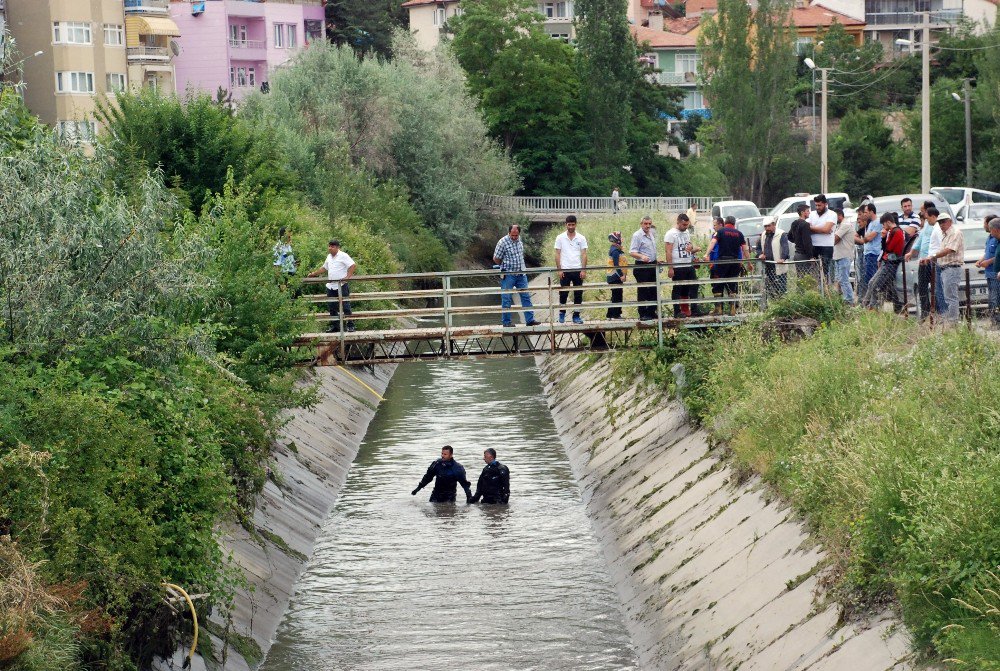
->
<box><xmin>736</xmin><ymin>217</ymin><xmax>768</xmax><ymax>249</ymax></box>
<box><xmin>959</xmin><ymin>222</ymin><xmax>991</xmax><ymax>309</ymax></box>
<box><xmin>931</xmin><ymin>186</ymin><xmax>1000</xmax><ymax>207</ymax></box>
<box><xmin>953</xmin><ymin>201</ymin><xmax>1000</xmax><ymax>226</ymax></box>
<box><xmin>711</xmin><ymin>200</ymin><xmax>761</xmax><ymax>222</ymax></box>
<box><xmin>769</xmin><ymin>192</ymin><xmax>854</xmax><ymax>232</ymax></box>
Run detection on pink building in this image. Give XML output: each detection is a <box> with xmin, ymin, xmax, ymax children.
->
<box><xmin>169</xmin><ymin>0</ymin><xmax>324</xmax><ymax>100</ymax></box>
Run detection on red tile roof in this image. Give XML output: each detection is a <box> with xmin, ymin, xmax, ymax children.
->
<box><xmin>791</xmin><ymin>4</ymin><xmax>865</xmax><ymax>26</ymax></box>
<box><xmin>631</xmin><ymin>24</ymin><xmax>698</xmax><ymax>48</ymax></box>
<box><xmin>663</xmin><ymin>17</ymin><xmax>701</xmax><ymax>33</ymax></box>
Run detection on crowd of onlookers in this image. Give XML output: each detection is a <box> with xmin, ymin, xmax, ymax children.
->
<box><xmin>277</xmin><ymin>195</ymin><xmax>1000</xmax><ymax>330</ymax></box>
<box><xmin>490</xmin><ymin>194</ymin><xmax>1000</xmax><ymax>325</ymax></box>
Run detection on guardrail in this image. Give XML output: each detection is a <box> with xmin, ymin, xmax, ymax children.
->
<box><xmin>474</xmin><ymin>194</ymin><xmax>731</xmax><ymax>215</ymax></box>
<box><xmin>124</xmin><ymin>0</ymin><xmax>169</xmax><ymax>12</ymax></box>
<box><xmin>295</xmin><ymin>258</ymin><xmax>829</xmax><ymax>363</ymax></box>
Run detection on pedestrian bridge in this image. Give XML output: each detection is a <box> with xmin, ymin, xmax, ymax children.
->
<box><xmin>295</xmin><ymin>259</ymin><xmax>815</xmax><ymax>365</ymax></box>
<box><xmin>473</xmin><ymin>194</ymin><xmax>730</xmax><ymax>222</ymax></box>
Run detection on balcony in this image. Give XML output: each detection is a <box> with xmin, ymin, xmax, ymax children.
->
<box><xmin>661</xmin><ymin>72</ymin><xmax>698</xmax><ymax>85</ymax></box>
<box><xmin>127</xmin><ymin>46</ymin><xmax>170</xmax><ymax>62</ymax></box>
<box><xmin>229</xmin><ymin>39</ymin><xmax>265</xmax><ymax>50</ymax></box>
<box><xmin>865</xmin><ymin>9</ymin><xmax>962</xmax><ymax>25</ymax></box>
<box><xmin>124</xmin><ymin>0</ymin><xmax>170</xmax><ymax>14</ymax></box>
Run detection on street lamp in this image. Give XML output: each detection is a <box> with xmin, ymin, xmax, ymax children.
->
<box><xmin>951</xmin><ymin>79</ymin><xmax>973</xmax><ymax>187</ymax></box>
<box><xmin>805</xmin><ymin>57</ymin><xmax>830</xmax><ymax>193</ymax></box>
<box><xmin>810</xmin><ymin>40</ymin><xmax>823</xmax><ymax>142</ymax></box>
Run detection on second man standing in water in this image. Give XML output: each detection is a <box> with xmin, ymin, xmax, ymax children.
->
<box><xmin>470</xmin><ymin>448</ymin><xmax>510</xmax><ymax>505</ymax></box>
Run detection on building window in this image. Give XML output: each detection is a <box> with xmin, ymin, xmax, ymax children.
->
<box><xmin>550</xmin><ymin>32</ymin><xmax>570</xmax><ymax>40</ymax></box>
<box><xmin>676</xmin><ymin>53</ymin><xmax>701</xmax><ymax>76</ymax></box>
<box><xmin>56</xmin><ymin>71</ymin><xmax>95</xmax><ymax>94</ymax></box>
<box><xmin>274</xmin><ymin>23</ymin><xmax>285</xmax><ymax>48</ymax></box>
<box><xmin>248</xmin><ymin>67</ymin><xmax>256</xmax><ymax>87</ymax></box>
<box><xmin>106</xmin><ymin>73</ymin><xmax>127</xmax><ymax>92</ymax></box>
<box><xmin>433</xmin><ymin>7</ymin><xmax>447</xmax><ymax>26</ymax></box>
<box><xmin>287</xmin><ymin>24</ymin><xmax>297</xmax><ymax>48</ymax></box>
<box><xmin>53</xmin><ymin>21</ymin><xmax>92</xmax><ymax>45</ymax></box>
<box><xmin>229</xmin><ymin>66</ymin><xmax>235</xmax><ymax>87</ymax></box>
<box><xmin>57</xmin><ymin>120</ymin><xmax>97</xmax><ymax>143</ymax></box>
<box><xmin>304</xmin><ymin>19</ymin><xmax>323</xmax><ymax>43</ymax></box>
<box><xmin>682</xmin><ymin>90</ymin><xmax>705</xmax><ymax>110</ymax></box>
<box><xmin>230</xmin><ymin>24</ymin><xmax>248</xmax><ymax>43</ymax></box>
<box><xmin>540</xmin><ymin>2</ymin><xmax>568</xmax><ymax>18</ymax></box>
<box><xmin>104</xmin><ymin>24</ymin><xmax>124</xmax><ymax>46</ymax></box>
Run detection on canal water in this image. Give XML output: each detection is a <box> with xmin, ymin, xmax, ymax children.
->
<box><xmin>262</xmin><ymin>357</ymin><xmax>637</xmax><ymax>670</ymax></box>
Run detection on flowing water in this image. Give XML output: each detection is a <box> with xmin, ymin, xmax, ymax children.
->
<box><xmin>262</xmin><ymin>357</ymin><xmax>637</xmax><ymax>670</ymax></box>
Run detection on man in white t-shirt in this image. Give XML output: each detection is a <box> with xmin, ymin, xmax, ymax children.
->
<box><xmin>307</xmin><ymin>240</ymin><xmax>357</xmax><ymax>332</ymax></box>
<box><xmin>808</xmin><ymin>194</ymin><xmax>837</xmax><ymax>284</ymax></box>
<box><xmin>554</xmin><ymin>215</ymin><xmax>589</xmax><ymax>324</ymax></box>
<box><xmin>664</xmin><ymin>213</ymin><xmax>701</xmax><ymax>317</ymax></box>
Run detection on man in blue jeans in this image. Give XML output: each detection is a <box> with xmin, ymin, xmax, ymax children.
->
<box><xmin>493</xmin><ymin>224</ymin><xmax>541</xmax><ymax>328</ymax></box>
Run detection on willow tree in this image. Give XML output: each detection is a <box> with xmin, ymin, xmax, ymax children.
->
<box><xmin>698</xmin><ymin>0</ymin><xmax>797</xmax><ymax>203</ymax></box>
<box><xmin>575</xmin><ymin>0</ymin><xmax>635</xmax><ymax>172</ymax></box>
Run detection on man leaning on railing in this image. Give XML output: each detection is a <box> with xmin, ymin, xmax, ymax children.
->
<box><xmin>493</xmin><ymin>224</ymin><xmax>541</xmax><ymax>328</ymax></box>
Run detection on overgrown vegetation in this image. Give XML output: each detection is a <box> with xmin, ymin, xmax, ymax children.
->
<box><xmin>612</xmin><ymin>305</ymin><xmax>1000</xmax><ymax>668</ymax></box>
<box><xmin>1</xmin><ymin>32</ymin><xmax>513</xmax><ymax>669</ymax></box>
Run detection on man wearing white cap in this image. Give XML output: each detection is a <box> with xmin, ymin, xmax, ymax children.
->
<box><xmin>755</xmin><ymin>217</ymin><xmax>789</xmax><ymax>302</ymax></box>
<box><xmin>925</xmin><ymin>212</ymin><xmax>964</xmax><ymax>322</ymax></box>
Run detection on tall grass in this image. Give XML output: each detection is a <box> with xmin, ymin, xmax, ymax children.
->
<box><xmin>615</xmin><ymin>313</ymin><xmax>1000</xmax><ymax>668</ymax></box>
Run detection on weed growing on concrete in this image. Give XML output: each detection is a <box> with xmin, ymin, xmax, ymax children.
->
<box><xmin>611</xmin><ymin>310</ymin><xmax>1000</xmax><ymax>667</ymax></box>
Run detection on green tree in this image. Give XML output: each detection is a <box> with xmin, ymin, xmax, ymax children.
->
<box><xmin>973</xmin><ymin>25</ymin><xmax>1000</xmax><ymax>191</ymax></box>
<box><xmin>831</xmin><ymin>109</ymin><xmax>914</xmax><ymax>197</ymax></box>
<box><xmin>326</xmin><ymin>0</ymin><xmax>408</xmax><ymax>58</ymax></box>
<box><xmin>808</xmin><ymin>22</ymin><xmax>884</xmax><ymax>116</ymax></box>
<box><xmin>698</xmin><ymin>0</ymin><xmax>798</xmax><ymax>202</ymax></box>
<box><xmin>575</xmin><ymin>0</ymin><xmax>635</xmax><ymax>173</ymax></box>
<box><xmin>97</xmin><ymin>90</ymin><xmax>295</xmax><ymax>214</ymax></box>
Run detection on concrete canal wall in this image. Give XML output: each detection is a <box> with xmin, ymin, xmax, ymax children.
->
<box><xmin>167</xmin><ymin>365</ymin><xmax>394</xmax><ymax>671</ymax></box>
<box><xmin>538</xmin><ymin>353</ymin><xmax>918</xmax><ymax>671</ymax></box>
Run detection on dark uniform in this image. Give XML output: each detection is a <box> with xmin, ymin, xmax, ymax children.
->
<box><xmin>413</xmin><ymin>458</ymin><xmax>473</xmax><ymax>503</ymax></box>
<box><xmin>470</xmin><ymin>460</ymin><xmax>510</xmax><ymax>504</ymax></box>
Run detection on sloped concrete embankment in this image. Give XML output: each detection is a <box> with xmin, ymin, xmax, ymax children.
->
<box><xmin>166</xmin><ymin>365</ymin><xmax>393</xmax><ymax>671</ymax></box>
<box><xmin>538</xmin><ymin>354</ymin><xmax>917</xmax><ymax>671</ymax></box>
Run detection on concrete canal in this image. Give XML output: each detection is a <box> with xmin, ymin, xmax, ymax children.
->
<box><xmin>261</xmin><ymin>357</ymin><xmax>638</xmax><ymax>670</ymax></box>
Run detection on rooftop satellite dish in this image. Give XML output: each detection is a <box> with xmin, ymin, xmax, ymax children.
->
<box><xmin>169</xmin><ymin>40</ymin><xmax>181</xmax><ymax>57</ymax></box>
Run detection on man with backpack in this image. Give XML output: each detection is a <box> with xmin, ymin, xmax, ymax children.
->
<box><xmin>862</xmin><ymin>213</ymin><xmax>906</xmax><ymax>312</ymax></box>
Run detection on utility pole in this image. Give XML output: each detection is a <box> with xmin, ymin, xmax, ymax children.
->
<box><xmin>921</xmin><ymin>11</ymin><xmax>931</xmax><ymax>194</ymax></box>
<box><xmin>821</xmin><ymin>66</ymin><xmax>829</xmax><ymax>193</ymax></box>
<box><xmin>963</xmin><ymin>77</ymin><xmax>973</xmax><ymax>187</ymax></box>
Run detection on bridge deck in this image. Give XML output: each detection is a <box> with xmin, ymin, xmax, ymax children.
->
<box><xmin>299</xmin><ymin>316</ymin><xmax>748</xmax><ymax>364</ymax></box>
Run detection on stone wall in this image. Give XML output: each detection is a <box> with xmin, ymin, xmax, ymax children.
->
<box><xmin>538</xmin><ymin>354</ymin><xmax>918</xmax><ymax>671</ymax></box>
<box><xmin>161</xmin><ymin>364</ymin><xmax>394</xmax><ymax>670</ymax></box>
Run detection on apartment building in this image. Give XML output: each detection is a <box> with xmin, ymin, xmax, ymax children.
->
<box><xmin>125</xmin><ymin>0</ymin><xmax>180</xmax><ymax>94</ymax></box>
<box><xmin>169</xmin><ymin>0</ymin><xmax>324</xmax><ymax>101</ymax></box>
<box><xmin>402</xmin><ymin>0</ymin><xmax>577</xmax><ymax>50</ymax></box>
<box><xmin>817</xmin><ymin>0</ymin><xmax>996</xmax><ymax>54</ymax></box>
<box><xmin>5</xmin><ymin>0</ymin><xmax>130</xmax><ymax>140</ymax></box>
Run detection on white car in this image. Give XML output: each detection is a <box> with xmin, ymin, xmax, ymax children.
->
<box><xmin>932</xmin><ymin>186</ymin><xmax>1000</xmax><ymax>208</ymax></box>
<box><xmin>953</xmin><ymin>201</ymin><xmax>1000</xmax><ymax>226</ymax></box>
<box><xmin>711</xmin><ymin>200</ymin><xmax>761</xmax><ymax>222</ymax></box>
<box><xmin>769</xmin><ymin>192</ymin><xmax>855</xmax><ymax>231</ymax></box>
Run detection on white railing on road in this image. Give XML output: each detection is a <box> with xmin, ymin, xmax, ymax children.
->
<box><xmin>473</xmin><ymin>194</ymin><xmax>730</xmax><ymax>214</ymax></box>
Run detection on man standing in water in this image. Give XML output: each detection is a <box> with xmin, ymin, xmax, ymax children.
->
<box><xmin>470</xmin><ymin>448</ymin><xmax>510</xmax><ymax>505</ymax></box>
<box><xmin>412</xmin><ymin>445</ymin><xmax>473</xmax><ymax>503</ymax></box>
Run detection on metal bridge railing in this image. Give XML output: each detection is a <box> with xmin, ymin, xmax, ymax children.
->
<box><xmin>473</xmin><ymin>194</ymin><xmax>731</xmax><ymax>215</ymax></box>
<box><xmin>296</xmin><ymin>259</ymin><xmax>827</xmax><ymax>362</ymax></box>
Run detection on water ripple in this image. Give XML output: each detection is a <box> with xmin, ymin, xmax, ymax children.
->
<box><xmin>262</xmin><ymin>359</ymin><xmax>637</xmax><ymax>671</ymax></box>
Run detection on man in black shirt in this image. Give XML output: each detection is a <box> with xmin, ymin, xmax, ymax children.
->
<box><xmin>470</xmin><ymin>448</ymin><xmax>510</xmax><ymax>505</ymax></box>
<box><xmin>412</xmin><ymin>445</ymin><xmax>473</xmax><ymax>503</ymax></box>
<box><xmin>788</xmin><ymin>203</ymin><xmax>813</xmax><ymax>261</ymax></box>
<box><xmin>703</xmin><ymin>216</ymin><xmax>751</xmax><ymax>315</ymax></box>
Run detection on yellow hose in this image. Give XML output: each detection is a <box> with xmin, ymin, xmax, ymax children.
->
<box><xmin>163</xmin><ymin>582</ymin><xmax>198</xmax><ymax>669</ymax></box>
<box><xmin>336</xmin><ymin>365</ymin><xmax>386</xmax><ymax>402</ymax></box>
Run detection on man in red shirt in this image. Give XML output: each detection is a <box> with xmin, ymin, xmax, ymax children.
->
<box><xmin>861</xmin><ymin>212</ymin><xmax>905</xmax><ymax>312</ymax></box>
